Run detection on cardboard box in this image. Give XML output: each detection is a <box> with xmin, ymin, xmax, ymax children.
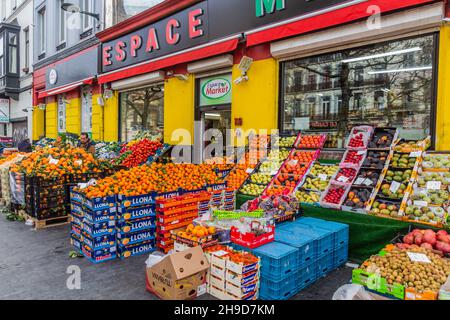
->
<box><xmin>209</xmin><ymin>274</ymin><xmax>226</xmax><ymax>290</ymax></box>
<box><xmin>226</xmin><ymin>280</ymin><xmax>259</xmax><ymax>299</ymax></box>
<box><xmin>147</xmin><ymin>246</ymin><xmax>209</xmax><ymax>300</ymax></box>
<box><xmin>226</xmin><ymin>269</ymin><xmax>259</xmax><ymax>287</ymax></box>
<box><xmin>210</xmin><ymin>264</ymin><xmax>226</xmax><ymax>279</ymax></box>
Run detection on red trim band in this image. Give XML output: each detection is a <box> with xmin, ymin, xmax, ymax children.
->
<box><xmin>98</xmin><ymin>38</ymin><xmax>239</xmax><ymax>84</ymax></box>
<box><xmin>246</xmin><ymin>0</ymin><xmax>438</xmax><ymax>47</ymax></box>
<box><xmin>37</xmin><ymin>77</ymin><xmax>95</xmax><ymax>99</ymax></box>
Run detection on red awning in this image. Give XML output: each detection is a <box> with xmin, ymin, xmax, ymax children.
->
<box><xmin>246</xmin><ymin>0</ymin><xmax>436</xmax><ymax>47</ymax></box>
<box><xmin>37</xmin><ymin>77</ymin><xmax>95</xmax><ymax>99</ymax></box>
<box><xmin>98</xmin><ymin>36</ymin><xmax>240</xmax><ymax>84</ymax></box>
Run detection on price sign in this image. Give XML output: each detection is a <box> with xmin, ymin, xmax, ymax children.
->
<box><xmin>413</xmin><ymin>201</ymin><xmax>428</xmax><ymax>207</ymax></box>
<box><xmin>77</xmin><ymin>183</ymin><xmax>88</xmax><ymax>189</ymax></box>
<box><xmin>319</xmin><ymin>174</ymin><xmax>328</xmax><ymax>181</ymax></box>
<box><xmin>337</xmin><ymin>176</ymin><xmax>349</xmax><ymax>183</ymax></box>
<box><xmin>390</xmin><ymin>181</ymin><xmax>401</xmax><ymax>194</ymax></box>
<box><xmin>270</xmin><ymin>170</ymin><xmax>278</xmax><ymax>176</ymax></box>
<box><xmin>48</xmin><ymin>157</ymin><xmax>59</xmax><ymax>165</ymax></box>
<box><xmin>355</xmin><ymin>178</ymin><xmax>365</xmax><ymax>185</ymax></box>
<box><xmin>246</xmin><ymin>168</ymin><xmax>254</xmax><ymax>174</ymax></box>
<box><xmin>357</xmin><ymin>150</ymin><xmax>366</xmax><ymax>155</ymax></box>
<box><xmin>363</xmin><ymin>179</ymin><xmax>374</xmax><ymax>187</ymax></box>
<box><xmin>407</xmin><ymin>252</ymin><xmax>431</xmax><ymax>264</ymax></box>
<box><xmin>75</xmin><ymin>160</ymin><xmax>83</xmax><ymax>166</ymax></box>
<box><xmin>409</xmin><ymin>151</ymin><xmax>422</xmax><ymax>158</ymax></box>
<box><xmin>426</xmin><ymin>181</ymin><xmax>442</xmax><ymax>190</ymax></box>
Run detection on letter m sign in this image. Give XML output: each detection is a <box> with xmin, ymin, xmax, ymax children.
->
<box><xmin>256</xmin><ymin>0</ymin><xmax>286</xmax><ymax>17</ymax></box>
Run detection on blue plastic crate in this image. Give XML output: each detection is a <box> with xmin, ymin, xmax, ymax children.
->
<box><xmin>333</xmin><ymin>243</ymin><xmax>349</xmax><ymax>269</ymax></box>
<box><xmin>296</xmin><ymin>218</ymin><xmax>349</xmax><ymax>249</ymax></box>
<box><xmin>259</xmin><ymin>272</ymin><xmax>299</xmax><ymax>300</ymax></box>
<box><xmin>296</xmin><ymin>261</ymin><xmax>317</xmax><ymax>291</ymax></box>
<box><xmin>279</xmin><ymin>223</ymin><xmax>334</xmax><ymax>258</ymax></box>
<box><xmin>253</xmin><ymin>242</ymin><xmax>297</xmax><ymax>281</ymax></box>
<box><xmin>275</xmin><ymin>230</ymin><xmax>316</xmax><ymax>268</ymax></box>
<box><xmin>316</xmin><ymin>253</ymin><xmax>334</xmax><ymax>278</ymax></box>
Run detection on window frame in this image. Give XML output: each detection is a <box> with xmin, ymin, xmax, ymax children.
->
<box><xmin>278</xmin><ymin>32</ymin><xmax>440</xmax><ymax>150</ymax></box>
<box><xmin>38</xmin><ymin>7</ymin><xmax>46</xmax><ymax>55</ymax></box>
<box><xmin>23</xmin><ymin>26</ymin><xmax>29</xmax><ymax>69</ymax></box>
<box><xmin>81</xmin><ymin>0</ymin><xmax>93</xmax><ymax>32</ymax></box>
<box><xmin>57</xmin><ymin>0</ymin><xmax>67</xmax><ymax>45</ymax></box>
<box><xmin>118</xmin><ymin>84</ymin><xmax>165</xmax><ymax>142</ymax></box>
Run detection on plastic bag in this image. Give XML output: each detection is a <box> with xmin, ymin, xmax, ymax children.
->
<box><xmin>145</xmin><ymin>251</ymin><xmax>167</xmax><ymax>268</ymax></box>
<box><xmin>332</xmin><ymin>284</ymin><xmax>380</xmax><ymax>300</ymax></box>
<box><xmin>9</xmin><ymin>171</ymin><xmax>25</xmax><ymax>206</ymax></box>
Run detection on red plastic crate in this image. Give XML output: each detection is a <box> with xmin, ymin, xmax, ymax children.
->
<box><xmin>230</xmin><ymin>226</ymin><xmax>275</xmax><ymax>249</ymax></box>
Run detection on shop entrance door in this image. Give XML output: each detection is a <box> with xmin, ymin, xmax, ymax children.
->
<box><xmin>196</xmin><ymin>74</ymin><xmax>233</xmax><ymax>162</ymax></box>
<box><xmin>199</xmin><ymin>106</ymin><xmax>231</xmax><ymax>160</ymax></box>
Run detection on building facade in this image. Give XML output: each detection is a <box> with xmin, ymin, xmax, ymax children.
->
<box><xmin>0</xmin><ymin>0</ymin><xmax>34</xmax><ymax>145</ymax></box>
<box><xmin>32</xmin><ymin>0</ymin><xmax>450</xmax><ymax>153</ymax></box>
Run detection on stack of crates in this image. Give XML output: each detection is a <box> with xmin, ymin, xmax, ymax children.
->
<box><xmin>252</xmin><ymin>242</ymin><xmax>299</xmax><ymax>300</ymax></box>
<box><xmin>69</xmin><ymin>189</ymin><xmax>84</xmax><ymax>254</ymax></box>
<box><xmin>116</xmin><ymin>197</ymin><xmax>157</xmax><ymax>260</ymax></box>
<box><xmin>155</xmin><ymin>192</ymin><xmax>211</xmax><ymax>253</ymax></box>
<box><xmin>233</xmin><ymin>218</ymin><xmax>349</xmax><ymax>300</ymax></box>
<box><xmin>80</xmin><ymin>195</ymin><xmax>117</xmax><ymax>264</ymax></box>
<box><xmin>25</xmin><ymin>176</ymin><xmax>68</xmax><ymax>220</ymax></box>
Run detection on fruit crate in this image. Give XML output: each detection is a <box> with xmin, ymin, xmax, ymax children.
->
<box><xmin>340</xmin><ymin>149</ymin><xmax>367</xmax><ymax>169</ymax></box>
<box><xmin>230</xmin><ymin>225</ymin><xmax>275</xmax><ymax>249</ymax></box>
<box><xmin>296</xmin><ymin>218</ymin><xmax>349</xmax><ymax>249</ymax></box>
<box><xmin>368</xmin><ymin>127</ymin><xmax>399</xmax><ymax>150</ymax></box>
<box><xmin>259</xmin><ymin>271</ymin><xmax>298</xmax><ymax>300</ymax></box>
<box><xmin>296</xmin><ymin>260</ymin><xmax>317</xmax><ymax>290</ymax></box>
<box><xmin>275</xmin><ymin>229</ymin><xmax>316</xmax><ymax>268</ymax></box>
<box><xmin>252</xmin><ymin>242</ymin><xmax>298</xmax><ymax>281</ymax></box>
<box><xmin>316</xmin><ymin>252</ymin><xmax>334</xmax><ymax>278</ymax></box>
<box><xmin>27</xmin><ymin>204</ymin><xmax>69</xmax><ymax>220</ymax></box>
<box><xmin>295</xmin><ymin>134</ymin><xmax>327</xmax><ymax>150</ymax></box>
<box><xmin>319</xmin><ymin>183</ymin><xmax>351</xmax><ymax>210</ymax></box>
<box><xmin>352</xmin><ymin>268</ymin><xmax>405</xmax><ymax>300</ymax></box>
<box><xmin>278</xmin><ymin>222</ymin><xmax>334</xmax><ymax>258</ymax></box>
<box><xmin>332</xmin><ymin>244</ymin><xmax>349</xmax><ymax>269</ymax></box>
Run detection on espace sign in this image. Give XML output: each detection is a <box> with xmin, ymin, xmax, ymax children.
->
<box><xmin>101</xmin><ymin>0</ymin><xmax>356</xmax><ymax>73</ymax></box>
<box><xmin>101</xmin><ymin>0</ymin><xmax>434</xmax><ymax>73</ymax></box>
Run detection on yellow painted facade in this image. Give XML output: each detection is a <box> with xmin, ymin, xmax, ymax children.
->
<box><xmin>103</xmin><ymin>91</ymin><xmax>120</xmax><ymax>142</ymax></box>
<box><xmin>45</xmin><ymin>101</ymin><xmax>58</xmax><ymax>139</ymax></box>
<box><xmin>436</xmin><ymin>23</ymin><xmax>450</xmax><ymax>151</ymax></box>
<box><xmin>92</xmin><ymin>93</ymin><xmax>104</xmax><ymax>141</ymax></box>
<box><xmin>32</xmin><ymin>107</ymin><xmax>45</xmax><ymax>141</ymax></box>
<box><xmin>163</xmin><ymin>75</ymin><xmax>195</xmax><ymax>145</ymax></box>
<box><xmin>66</xmin><ymin>97</ymin><xmax>82</xmax><ymax>136</ymax></box>
<box><xmin>231</xmin><ymin>58</ymin><xmax>278</xmax><ymax>146</ymax></box>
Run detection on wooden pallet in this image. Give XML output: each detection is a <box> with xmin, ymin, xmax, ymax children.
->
<box><xmin>26</xmin><ymin>214</ymin><xmax>70</xmax><ymax>230</ymax></box>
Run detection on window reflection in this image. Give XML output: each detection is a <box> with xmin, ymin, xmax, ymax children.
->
<box><xmin>120</xmin><ymin>86</ymin><xmax>164</xmax><ymax>142</ymax></box>
<box><xmin>282</xmin><ymin>35</ymin><xmax>435</xmax><ymax>148</ymax></box>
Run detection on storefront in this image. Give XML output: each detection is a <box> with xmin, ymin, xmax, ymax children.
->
<box><xmin>33</xmin><ymin>0</ymin><xmax>450</xmax><ymax>151</ymax></box>
<box><xmin>32</xmin><ymin>45</ymin><xmax>101</xmax><ymax>141</ymax></box>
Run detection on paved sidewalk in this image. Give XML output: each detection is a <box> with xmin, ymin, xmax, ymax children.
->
<box><xmin>0</xmin><ymin>214</ymin><xmax>353</xmax><ymax>300</ymax></box>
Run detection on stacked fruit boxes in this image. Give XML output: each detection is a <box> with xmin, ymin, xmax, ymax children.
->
<box><xmin>116</xmin><ymin>197</ymin><xmax>157</xmax><ymax>259</ymax></box>
<box><xmin>156</xmin><ymin>192</ymin><xmax>211</xmax><ymax>253</ymax></box>
<box><xmin>69</xmin><ymin>189</ymin><xmax>84</xmax><ymax>254</ymax></box>
<box><xmin>80</xmin><ymin>195</ymin><xmax>118</xmax><ymax>264</ymax></box>
<box><xmin>205</xmin><ymin>246</ymin><xmax>260</xmax><ymax>300</ymax></box>
<box><xmin>320</xmin><ymin>126</ymin><xmax>373</xmax><ymax>209</ymax></box>
<box><xmin>232</xmin><ymin>218</ymin><xmax>349</xmax><ymax>300</ymax></box>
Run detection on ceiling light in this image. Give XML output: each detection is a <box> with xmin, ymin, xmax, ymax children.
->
<box><xmin>368</xmin><ymin>66</ymin><xmax>432</xmax><ymax>75</ymax></box>
<box><xmin>342</xmin><ymin>47</ymin><xmax>422</xmax><ymax>63</ymax></box>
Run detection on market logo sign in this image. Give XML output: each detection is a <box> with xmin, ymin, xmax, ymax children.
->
<box><xmin>256</xmin><ymin>0</ymin><xmax>286</xmax><ymax>17</ymax></box>
<box><xmin>200</xmin><ymin>75</ymin><xmax>232</xmax><ymax>106</ymax></box>
<box><xmin>0</xmin><ymin>99</ymin><xmax>10</xmax><ymax>123</ymax></box>
<box><xmin>49</xmin><ymin>69</ymin><xmax>58</xmax><ymax>85</ymax></box>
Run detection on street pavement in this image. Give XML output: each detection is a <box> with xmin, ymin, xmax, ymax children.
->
<box><xmin>0</xmin><ymin>214</ymin><xmax>353</xmax><ymax>300</ymax></box>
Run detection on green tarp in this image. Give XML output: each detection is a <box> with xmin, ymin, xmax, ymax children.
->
<box><xmin>235</xmin><ymin>194</ymin><xmax>447</xmax><ymax>264</ymax></box>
